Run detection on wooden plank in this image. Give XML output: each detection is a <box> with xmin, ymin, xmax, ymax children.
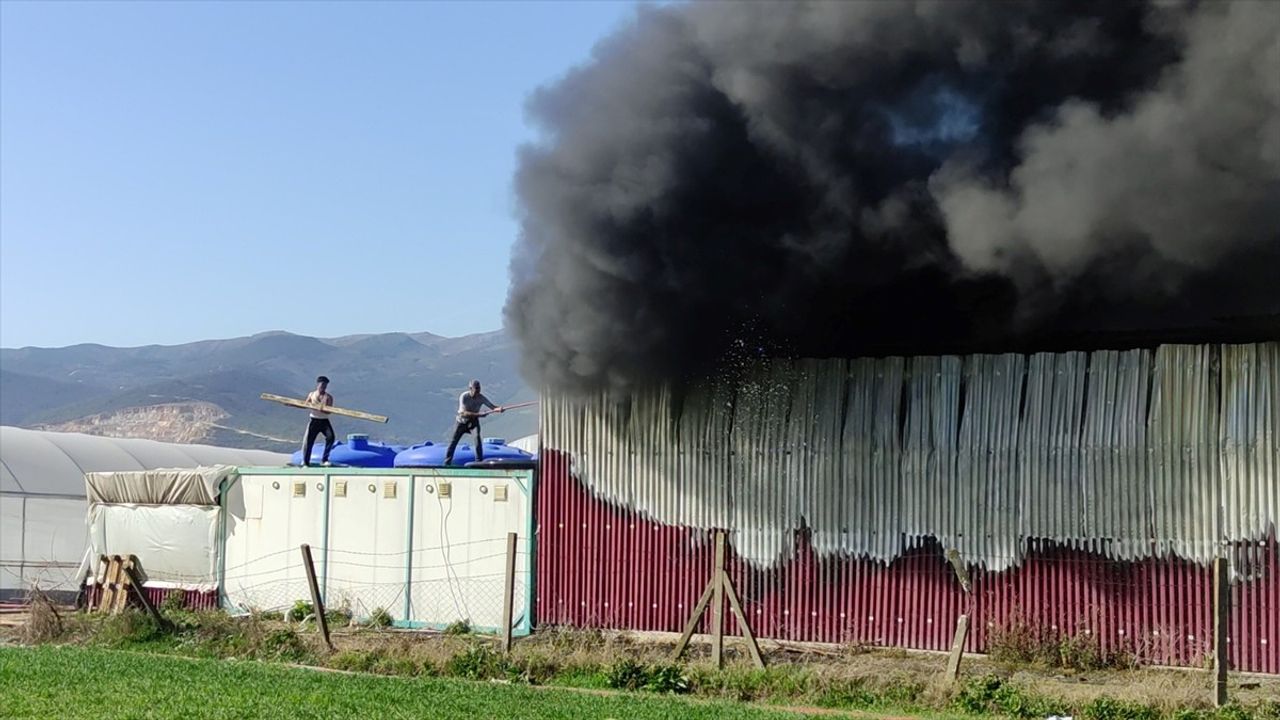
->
<box><xmin>260</xmin><ymin>393</ymin><xmax>389</xmax><ymax>423</ymax></box>
<box><xmin>114</xmin><ymin>556</ymin><xmax>135</xmax><ymax>613</ymax></box>
<box><xmin>945</xmin><ymin>614</ymin><xmax>970</xmax><ymax>683</ymax></box>
<box><xmin>671</xmin><ymin>578</ymin><xmax>716</xmax><ymax>661</ymax></box>
<box><xmin>721</xmin><ymin>570</ymin><xmax>765</xmax><ymax>669</ymax></box>
<box><xmin>711</xmin><ymin>531</ymin><xmax>726</xmax><ymax>669</ymax></box>
<box><xmin>91</xmin><ymin>555</ymin><xmax>109</xmax><ymax>612</ymax></box>
<box><xmin>122</xmin><ymin>558</ymin><xmax>169</xmax><ymax>630</ymax></box>
<box><xmin>99</xmin><ymin>556</ymin><xmax>121</xmax><ymax>613</ymax></box>
<box><xmin>301</xmin><ymin>544</ymin><xmax>334</xmax><ymax>650</ymax></box>
<box><xmin>1213</xmin><ymin>557</ymin><xmax>1229</xmax><ymax>707</ymax></box>
<box><xmin>501</xmin><ymin>532</ymin><xmax>518</xmax><ymax>653</ymax></box>
<box><xmin>97</xmin><ymin>556</ymin><xmax>113</xmax><ymax>612</ymax></box>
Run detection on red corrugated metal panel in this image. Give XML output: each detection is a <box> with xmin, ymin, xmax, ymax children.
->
<box><xmin>536</xmin><ymin>451</ymin><xmax>1279</xmax><ymax>673</ymax></box>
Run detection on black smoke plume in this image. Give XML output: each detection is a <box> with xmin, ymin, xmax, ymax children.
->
<box><xmin>506</xmin><ymin>1</ymin><xmax>1280</xmax><ymax>393</ymax></box>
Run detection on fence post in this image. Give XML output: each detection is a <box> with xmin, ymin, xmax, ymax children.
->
<box><xmin>671</xmin><ymin>529</ymin><xmax>764</xmax><ymax>668</ymax></box>
<box><xmin>1213</xmin><ymin>557</ymin><xmax>1229</xmax><ymax>707</ymax></box>
<box><xmin>945</xmin><ymin>614</ymin><xmax>969</xmax><ymax>684</ymax></box>
<box><xmin>501</xmin><ymin>532</ymin><xmax>518</xmax><ymax>653</ymax></box>
<box><xmin>711</xmin><ymin>530</ymin><xmax>726</xmax><ymax>668</ymax></box>
<box><xmin>301</xmin><ymin>544</ymin><xmax>333</xmax><ymax>650</ymax></box>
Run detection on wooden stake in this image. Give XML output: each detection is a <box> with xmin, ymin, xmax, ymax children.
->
<box><xmin>1213</xmin><ymin>557</ymin><xmax>1229</xmax><ymax>707</ymax></box>
<box><xmin>671</xmin><ymin>580</ymin><xmax>716</xmax><ymax>661</ymax></box>
<box><xmin>945</xmin><ymin>614</ymin><xmax>970</xmax><ymax>684</ymax></box>
<box><xmin>721</xmin><ymin>569</ymin><xmax>765</xmax><ymax>669</ymax></box>
<box><xmin>301</xmin><ymin>544</ymin><xmax>333</xmax><ymax>650</ymax></box>
<box><xmin>711</xmin><ymin>531</ymin><xmax>726</xmax><ymax>667</ymax></box>
<box><xmin>501</xmin><ymin>532</ymin><xmax>518</xmax><ymax>653</ymax></box>
<box><xmin>261</xmin><ymin>393</ymin><xmax>389</xmax><ymax>423</ymax></box>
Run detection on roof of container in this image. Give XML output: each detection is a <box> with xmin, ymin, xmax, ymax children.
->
<box><xmin>0</xmin><ymin>426</ymin><xmax>287</xmax><ymax>498</ymax></box>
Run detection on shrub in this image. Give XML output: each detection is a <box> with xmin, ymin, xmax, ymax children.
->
<box><xmin>368</xmin><ymin>607</ymin><xmax>393</xmax><ymax>628</ymax></box>
<box><xmin>262</xmin><ymin>627</ymin><xmax>309</xmax><ymax>662</ymax></box>
<box><xmin>288</xmin><ymin>600</ymin><xmax>314</xmax><ymax>622</ymax></box>
<box><xmin>605</xmin><ymin>659</ymin><xmax>649</xmax><ymax>691</ymax></box>
<box><xmin>644</xmin><ymin>663</ymin><xmax>689</xmax><ymax>694</ymax></box>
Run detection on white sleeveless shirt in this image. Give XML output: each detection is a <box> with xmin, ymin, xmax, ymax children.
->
<box><xmin>307</xmin><ymin>391</ymin><xmax>332</xmax><ymax>419</ymax></box>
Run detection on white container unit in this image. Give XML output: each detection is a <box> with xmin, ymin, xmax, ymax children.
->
<box><xmin>221</xmin><ymin>467</ymin><xmax>534</xmax><ymax>635</ymax></box>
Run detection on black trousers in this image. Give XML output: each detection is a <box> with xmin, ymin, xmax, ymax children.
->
<box><xmin>444</xmin><ymin>419</ymin><xmax>482</xmax><ymax>465</ymax></box>
<box><xmin>302</xmin><ymin>418</ymin><xmax>335</xmax><ymax>465</ymax></box>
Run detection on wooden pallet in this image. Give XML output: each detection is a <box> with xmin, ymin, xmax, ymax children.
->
<box><xmin>92</xmin><ymin>554</ymin><xmax>135</xmax><ymax>614</ymax></box>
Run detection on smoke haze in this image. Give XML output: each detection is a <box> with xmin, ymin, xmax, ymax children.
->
<box><xmin>506</xmin><ymin>1</ymin><xmax>1280</xmax><ymax>392</ymax></box>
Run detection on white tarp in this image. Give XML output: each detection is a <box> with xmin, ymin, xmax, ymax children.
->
<box><xmin>87</xmin><ymin>504</ymin><xmax>220</xmax><ymax>590</ymax></box>
<box><xmin>85</xmin><ymin>466</ymin><xmax>233</xmax><ymax>506</ymax></box>
<box><xmin>1</xmin><ymin>426</ymin><xmax>285</xmax><ymax>599</ymax></box>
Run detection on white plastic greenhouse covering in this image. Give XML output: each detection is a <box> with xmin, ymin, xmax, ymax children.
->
<box><xmin>0</xmin><ymin>426</ymin><xmax>286</xmax><ymax>600</ymax></box>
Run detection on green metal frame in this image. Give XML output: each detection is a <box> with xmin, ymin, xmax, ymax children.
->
<box><xmin>216</xmin><ymin>474</ymin><xmax>231</xmax><ymax>610</ymax></box>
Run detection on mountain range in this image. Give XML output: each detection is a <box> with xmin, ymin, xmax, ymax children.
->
<box><xmin>0</xmin><ymin>329</ymin><xmax>536</xmax><ymax>452</ymax></box>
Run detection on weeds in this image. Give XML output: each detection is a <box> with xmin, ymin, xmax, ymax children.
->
<box><xmin>367</xmin><ymin>607</ymin><xmax>393</xmax><ymax>628</ymax></box>
<box><xmin>604</xmin><ymin>659</ymin><xmax>689</xmax><ymax>694</ymax></box>
<box><xmin>953</xmin><ymin>675</ymin><xmax>1067</xmax><ymax>719</ymax></box>
<box><xmin>606</xmin><ymin>659</ymin><xmax>649</xmax><ymax>690</ymax></box>
<box><xmin>1082</xmin><ymin>696</ymin><xmax>1162</xmax><ymax>720</ymax></box>
<box><xmin>443</xmin><ymin>620</ymin><xmax>472</xmax><ymax>636</ymax></box>
<box><xmin>159</xmin><ymin>590</ymin><xmax>186</xmax><ymax>615</ymax></box>
<box><xmin>92</xmin><ymin>611</ymin><xmax>166</xmax><ymax>648</ymax></box>
<box><xmin>445</xmin><ymin>642</ymin><xmax>508</xmax><ymax>680</ymax></box>
<box><xmin>988</xmin><ymin>610</ymin><xmax>1129</xmax><ymax>671</ymax></box>
<box><xmin>262</xmin><ymin>627</ymin><xmax>311</xmax><ymax>663</ymax></box>
<box><xmin>288</xmin><ymin>600</ymin><xmax>313</xmax><ymax>622</ymax></box>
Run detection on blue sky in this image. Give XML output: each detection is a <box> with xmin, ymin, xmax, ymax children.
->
<box><xmin>0</xmin><ymin>0</ymin><xmax>640</xmax><ymax>349</ymax></box>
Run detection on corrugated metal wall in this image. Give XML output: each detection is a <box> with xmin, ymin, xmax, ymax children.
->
<box><xmin>537</xmin><ymin>342</ymin><xmax>1279</xmax><ymax>672</ymax></box>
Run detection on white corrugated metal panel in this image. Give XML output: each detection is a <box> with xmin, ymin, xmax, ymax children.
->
<box><xmin>832</xmin><ymin>358</ymin><xmax>900</xmax><ymax>560</ymax></box>
<box><xmin>1221</xmin><ymin>343</ymin><xmax>1279</xmax><ymax>545</ymax></box>
<box><xmin>1149</xmin><ymin>345</ymin><xmax>1220</xmax><ymax>562</ymax></box>
<box><xmin>1083</xmin><ymin>349</ymin><xmax>1153</xmax><ymax>559</ymax></box>
<box><xmin>1020</xmin><ymin>351</ymin><xmax>1086</xmax><ymax>547</ymax></box>
<box><xmin>954</xmin><ymin>354</ymin><xmax>1024</xmax><ymax>570</ymax></box>
<box><xmin>542</xmin><ymin>343</ymin><xmax>1279</xmax><ymax>569</ymax></box>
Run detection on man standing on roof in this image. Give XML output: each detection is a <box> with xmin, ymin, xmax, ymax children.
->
<box><xmin>444</xmin><ymin>379</ymin><xmax>504</xmax><ymax>466</ymax></box>
<box><xmin>300</xmin><ymin>375</ymin><xmax>335</xmax><ymax>467</ymax></box>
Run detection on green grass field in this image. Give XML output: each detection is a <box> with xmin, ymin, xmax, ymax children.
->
<box><xmin>0</xmin><ymin>645</ymin><xmax>836</xmax><ymax>720</ymax></box>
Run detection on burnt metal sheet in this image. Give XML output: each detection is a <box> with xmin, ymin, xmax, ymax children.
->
<box><xmin>537</xmin><ymin>342</ymin><xmax>1279</xmax><ymax>672</ymax></box>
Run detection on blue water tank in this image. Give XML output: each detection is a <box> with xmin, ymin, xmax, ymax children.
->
<box><xmin>290</xmin><ymin>434</ymin><xmax>404</xmax><ymax>468</ymax></box>
<box><xmin>393</xmin><ymin>440</ymin><xmax>531</xmax><ymax>468</ymax></box>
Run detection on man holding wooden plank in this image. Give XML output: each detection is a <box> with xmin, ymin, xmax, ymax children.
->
<box><xmin>444</xmin><ymin>379</ymin><xmax>504</xmax><ymax>466</ymax></box>
<box><xmin>301</xmin><ymin>375</ymin><xmax>336</xmax><ymax>467</ymax></box>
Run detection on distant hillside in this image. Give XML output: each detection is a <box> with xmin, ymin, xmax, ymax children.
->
<box><xmin>0</xmin><ymin>330</ymin><xmax>537</xmax><ymax>451</ymax></box>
